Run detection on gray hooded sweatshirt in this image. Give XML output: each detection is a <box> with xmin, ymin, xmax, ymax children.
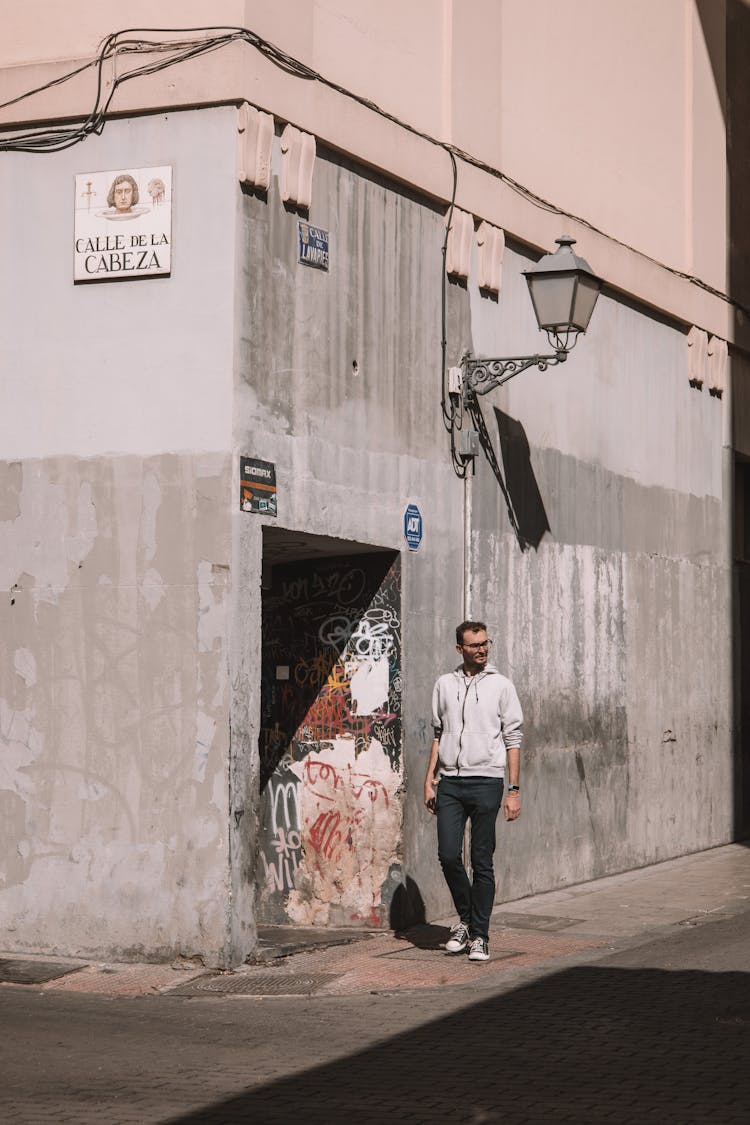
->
<box><xmin>431</xmin><ymin>663</ymin><xmax>523</xmax><ymax>779</ymax></box>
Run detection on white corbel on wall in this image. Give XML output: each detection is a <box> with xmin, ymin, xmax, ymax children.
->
<box><xmin>446</xmin><ymin>209</ymin><xmax>474</xmax><ymax>280</ymax></box>
<box><xmin>238</xmin><ymin>103</ymin><xmax>274</xmax><ymax>191</ymax></box>
<box><xmin>476</xmin><ymin>222</ymin><xmax>505</xmax><ymax>294</ymax></box>
<box><xmin>687</xmin><ymin>325</ymin><xmax>708</xmax><ymax>389</ymax></box>
<box><xmin>280</xmin><ymin>124</ymin><xmax>316</xmax><ymax>210</ymax></box>
<box><xmin>707</xmin><ymin>336</ymin><xmax>728</xmax><ymax>398</ymax></box>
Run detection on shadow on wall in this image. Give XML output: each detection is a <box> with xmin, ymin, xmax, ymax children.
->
<box><xmin>494</xmin><ymin>408</ymin><xmax>550</xmax><ymax>550</ymax></box>
<box><xmin>160</xmin><ymin>960</ymin><xmax>750</xmax><ymax>1123</ymax></box>
<box><xmin>466</xmin><ymin>394</ymin><xmax>550</xmax><ymax>551</ymax></box>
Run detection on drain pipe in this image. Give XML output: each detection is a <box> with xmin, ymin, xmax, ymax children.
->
<box><xmin>462</xmin><ymin>457</ymin><xmax>475</xmax><ymax>876</ymax></box>
<box><xmin>463</xmin><ymin>461</ymin><xmax>473</xmax><ymax>619</ymax></box>
<box><xmin>461</xmin><ymin>449</ymin><xmax>477</xmax><ymax>875</ymax></box>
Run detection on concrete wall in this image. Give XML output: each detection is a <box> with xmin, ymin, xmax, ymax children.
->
<box><xmin>0</xmin><ymin>108</ymin><xmax>238</xmax><ymax>962</ymax></box>
<box><xmin>0</xmin><ymin>107</ymin><xmax>235</xmax><ymax>459</ymax></box>
<box><xmin>0</xmin><ymin>452</ymin><xmax>232</xmax><ymax>959</ymax></box>
<box><xmin>0</xmin><ymin>3</ymin><xmax>742</xmax><ymax>959</ymax></box>
<box><xmin>232</xmin><ymin>140</ymin><xmax>466</xmax><ymax>924</ymax></box>
<box><xmin>464</xmin><ymin>247</ymin><xmax>732</xmax><ymax>898</ymax></box>
<box><xmin>231</xmin><ymin>140</ymin><xmax>734</xmax><ymax>924</ymax></box>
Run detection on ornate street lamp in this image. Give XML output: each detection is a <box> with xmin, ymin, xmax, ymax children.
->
<box><xmin>461</xmin><ymin>235</ymin><xmax>602</xmax><ymax>399</ymax></box>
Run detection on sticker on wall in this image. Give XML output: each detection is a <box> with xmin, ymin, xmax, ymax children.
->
<box><xmin>404</xmin><ymin>503</ymin><xmax>423</xmax><ymax>551</ymax></box>
<box><xmin>240</xmin><ymin>457</ymin><xmax>277</xmax><ymax>515</ymax></box>
<box><xmin>74</xmin><ymin>165</ymin><xmax>172</xmax><ymax>282</ymax></box>
<box><xmin>298</xmin><ymin>220</ymin><xmax>329</xmax><ymax>271</ymax></box>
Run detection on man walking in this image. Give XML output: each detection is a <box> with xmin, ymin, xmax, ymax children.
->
<box><xmin>424</xmin><ymin>620</ymin><xmax>523</xmax><ymax>961</ymax></box>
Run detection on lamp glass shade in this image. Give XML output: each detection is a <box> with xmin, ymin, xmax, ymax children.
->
<box><xmin>569</xmin><ymin>273</ymin><xmax>601</xmax><ymax>332</ymax></box>
<box><xmin>523</xmin><ymin>236</ymin><xmax>602</xmax><ymax>336</ymax></box>
<box><xmin>525</xmin><ymin>272</ymin><xmax>578</xmax><ymax>331</ymax></box>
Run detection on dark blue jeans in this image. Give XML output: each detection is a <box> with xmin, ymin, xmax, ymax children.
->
<box><xmin>436</xmin><ymin>776</ymin><xmax>504</xmax><ymax>941</ymax></box>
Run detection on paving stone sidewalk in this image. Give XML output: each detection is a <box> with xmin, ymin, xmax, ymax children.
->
<box><xmin>5</xmin><ymin>841</ymin><xmax>748</xmax><ymax>1001</ymax></box>
<box><xmin>1</xmin><ymin>843</ymin><xmax>749</xmax><ymax>1124</ymax></box>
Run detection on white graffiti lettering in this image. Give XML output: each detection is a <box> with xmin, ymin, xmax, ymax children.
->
<box><xmin>261</xmin><ymin>827</ymin><xmax>301</xmax><ymax>893</ymax></box>
<box><xmin>318</xmin><ymin>614</ymin><xmax>354</xmax><ymax>648</ymax></box>
<box><xmin>348</xmin><ymin>619</ymin><xmax>393</xmax><ymax>661</ymax></box>
<box><xmin>269</xmin><ymin>780</ymin><xmax>300</xmax><ymax>834</ymax></box>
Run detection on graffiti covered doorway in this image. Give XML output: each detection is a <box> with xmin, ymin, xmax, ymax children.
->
<box><xmin>258</xmin><ymin>535</ymin><xmax>402</xmax><ymax>928</ymax></box>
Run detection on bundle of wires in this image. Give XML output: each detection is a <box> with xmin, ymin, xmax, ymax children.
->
<box><xmin>0</xmin><ymin>26</ymin><xmax>322</xmax><ymax>154</ymax></box>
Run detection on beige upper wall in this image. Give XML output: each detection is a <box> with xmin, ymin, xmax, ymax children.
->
<box><xmin>0</xmin><ymin>0</ymin><xmax>733</xmax><ymax>338</ymax></box>
<box><xmin>500</xmin><ymin>1</ymin><xmax>691</xmax><ymax>274</ymax></box>
<box><xmin>457</xmin><ymin>0</ymin><xmax>725</xmax><ymax>292</ymax></box>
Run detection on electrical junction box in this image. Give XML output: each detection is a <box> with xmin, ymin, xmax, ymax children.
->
<box><xmin>459</xmin><ymin>430</ymin><xmax>480</xmax><ymax>458</ymax></box>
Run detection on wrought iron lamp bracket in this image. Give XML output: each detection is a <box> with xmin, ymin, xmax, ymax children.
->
<box><xmin>461</xmin><ymin>349</ymin><xmax>568</xmax><ymax>398</ymax></box>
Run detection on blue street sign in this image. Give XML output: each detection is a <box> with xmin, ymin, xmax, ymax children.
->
<box><xmin>404</xmin><ymin>503</ymin><xmax>423</xmax><ymax>551</ymax></box>
<box><xmin>298</xmin><ymin>220</ymin><xmax>329</xmax><ymax>270</ymax></box>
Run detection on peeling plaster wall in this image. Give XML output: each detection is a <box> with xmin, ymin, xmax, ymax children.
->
<box><xmin>0</xmin><ymin>93</ymin><xmax>735</xmax><ymax>957</ymax></box>
<box><xmin>0</xmin><ymin>107</ymin><xmax>238</xmax><ymax>963</ymax></box>
<box><xmin>234</xmin><ymin>145</ymin><xmax>463</xmax><ymax>928</ymax></box>
<box><xmin>234</xmin><ymin>146</ymin><xmax>733</xmax><ymax>926</ymax></box>
<box><xmin>467</xmin><ymin>249</ymin><xmax>732</xmax><ymax>902</ymax></box>
<box><xmin>0</xmin><ymin>454</ymin><xmax>232</xmax><ymax>959</ymax></box>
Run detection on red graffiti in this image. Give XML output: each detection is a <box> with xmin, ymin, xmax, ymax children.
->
<box><xmin>303</xmin><ymin>758</ymin><xmax>340</xmax><ymax>790</ymax></box>
<box><xmin>302</xmin><ymin>758</ymin><xmax>390</xmax><ymax>808</ymax></box>
<box><xmin>351</xmin><ymin>905</ymin><xmax>383</xmax><ymax>927</ymax></box>
<box><xmin>279</xmin><ymin>682</ymin><xmax>295</xmax><ymax>709</ymax></box>
<box><xmin>351</xmin><ymin>776</ymin><xmax>390</xmax><ymax>806</ymax></box>
<box><xmin>308</xmin><ymin>809</ymin><xmax>361</xmax><ymax>865</ymax></box>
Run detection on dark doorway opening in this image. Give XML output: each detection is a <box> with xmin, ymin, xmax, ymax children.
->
<box><xmin>257</xmin><ymin>528</ymin><xmax>402</xmax><ymax>928</ymax></box>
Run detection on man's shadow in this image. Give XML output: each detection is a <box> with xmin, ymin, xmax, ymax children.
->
<box><xmin>389</xmin><ymin>876</ymin><xmax>451</xmax><ymax>949</ymax></box>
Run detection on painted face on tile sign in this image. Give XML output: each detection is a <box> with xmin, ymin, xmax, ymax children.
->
<box><xmin>113</xmin><ymin>181</ymin><xmax>133</xmax><ymax>211</ymax></box>
<box><xmin>106</xmin><ymin>174</ymin><xmax>139</xmax><ymax>212</ymax></box>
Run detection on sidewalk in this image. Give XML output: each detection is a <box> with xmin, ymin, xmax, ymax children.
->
<box><xmin>3</xmin><ymin>841</ymin><xmax>749</xmax><ymax>999</ymax></box>
<box><xmin>3</xmin><ymin>843</ymin><xmax>749</xmax><ymax>1125</ymax></box>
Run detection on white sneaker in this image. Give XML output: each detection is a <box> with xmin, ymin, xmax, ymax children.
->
<box><xmin>468</xmin><ymin>937</ymin><xmax>490</xmax><ymax>961</ymax></box>
<box><xmin>445</xmin><ymin>922</ymin><xmax>470</xmax><ymax>953</ymax></box>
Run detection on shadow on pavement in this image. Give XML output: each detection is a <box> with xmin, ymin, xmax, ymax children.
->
<box><xmin>160</xmin><ymin>963</ymin><xmax>750</xmax><ymax>1125</ymax></box>
<box><xmin>394</xmin><ymin>922</ymin><xmax>451</xmax><ymax>950</ymax></box>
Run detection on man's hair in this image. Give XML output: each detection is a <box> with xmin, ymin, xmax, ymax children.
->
<box><xmin>456</xmin><ymin>620</ymin><xmax>487</xmax><ymax>645</ymax></box>
<box><xmin>107</xmin><ymin>173</ymin><xmax>139</xmax><ymax>208</ymax></box>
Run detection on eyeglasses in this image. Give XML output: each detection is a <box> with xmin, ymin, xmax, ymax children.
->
<box><xmin>462</xmin><ymin>640</ymin><xmax>492</xmax><ymax>651</ymax></box>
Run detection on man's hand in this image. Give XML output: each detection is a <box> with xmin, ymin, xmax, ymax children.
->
<box><xmin>424</xmin><ymin>738</ymin><xmax>440</xmax><ymax>815</ymax></box>
<box><xmin>504</xmin><ymin>748</ymin><xmax>521</xmax><ymax>822</ymax></box>
<box><xmin>503</xmin><ymin>793</ymin><xmax>521</xmax><ymax>821</ymax></box>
